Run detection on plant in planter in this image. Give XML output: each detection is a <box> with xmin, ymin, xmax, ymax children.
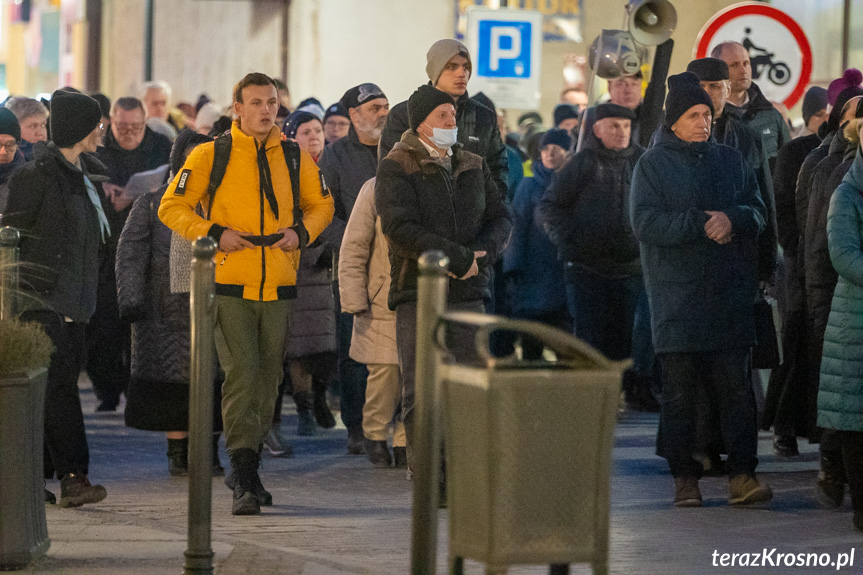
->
<box><xmin>0</xmin><ymin>318</ymin><xmax>53</xmax><ymax>570</ymax></box>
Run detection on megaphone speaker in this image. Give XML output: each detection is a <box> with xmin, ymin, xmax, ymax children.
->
<box><xmin>627</xmin><ymin>0</ymin><xmax>677</xmax><ymax>46</ymax></box>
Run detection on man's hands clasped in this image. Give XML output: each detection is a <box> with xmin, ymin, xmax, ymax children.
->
<box><xmin>704</xmin><ymin>211</ymin><xmax>732</xmax><ymax>245</ymax></box>
<box><xmin>448</xmin><ymin>251</ymin><xmax>487</xmax><ymax>280</ymax></box>
<box><xmin>218</xmin><ymin>228</ymin><xmax>300</xmax><ymax>253</ymax></box>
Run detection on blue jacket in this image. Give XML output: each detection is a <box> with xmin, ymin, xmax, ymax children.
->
<box><xmin>630</xmin><ymin>127</ymin><xmax>765</xmax><ymax>354</ymax></box>
<box><xmin>502</xmin><ymin>161</ymin><xmax>566</xmax><ymax>317</ymax></box>
<box><xmin>818</xmin><ymin>147</ymin><xmax>863</xmax><ymax>432</ymax></box>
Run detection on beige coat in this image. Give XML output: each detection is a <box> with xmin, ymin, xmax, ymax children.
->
<box><xmin>339</xmin><ymin>178</ymin><xmax>398</xmax><ymax>365</ymax></box>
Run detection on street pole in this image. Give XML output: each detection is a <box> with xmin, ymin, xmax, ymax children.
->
<box><xmin>183</xmin><ymin>237</ymin><xmax>217</xmax><ymax>575</ymax></box>
<box><xmin>0</xmin><ymin>227</ymin><xmax>20</xmax><ymax>321</ymax></box>
<box><xmin>410</xmin><ymin>250</ymin><xmax>449</xmax><ymax>575</ymax></box>
<box><xmin>143</xmin><ymin>0</ymin><xmax>154</xmax><ymax>82</ymax></box>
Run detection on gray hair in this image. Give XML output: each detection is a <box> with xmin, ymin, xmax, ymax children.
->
<box><xmin>140</xmin><ymin>80</ymin><xmax>172</xmax><ymax>100</ymax></box>
<box><xmin>5</xmin><ymin>97</ymin><xmax>48</xmax><ymax>121</ymax></box>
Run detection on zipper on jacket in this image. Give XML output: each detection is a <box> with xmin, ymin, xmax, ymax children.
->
<box><xmin>436</xmin><ymin>165</ymin><xmax>459</xmax><ymax>238</ymax></box>
<box><xmin>258</xmin><ymin>142</ymin><xmax>267</xmax><ymax>301</ymax></box>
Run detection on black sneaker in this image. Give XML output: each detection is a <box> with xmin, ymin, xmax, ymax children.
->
<box><xmin>393</xmin><ymin>446</ymin><xmax>407</xmax><ymax>469</ymax></box>
<box><xmin>773</xmin><ymin>434</ymin><xmax>799</xmax><ymax>457</ymax></box>
<box><xmin>59</xmin><ymin>473</ymin><xmax>107</xmax><ymax>508</ymax></box>
<box><xmin>347</xmin><ymin>426</ymin><xmax>365</xmax><ymax>455</ymax></box>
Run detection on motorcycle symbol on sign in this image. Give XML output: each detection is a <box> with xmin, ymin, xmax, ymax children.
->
<box><xmin>742</xmin><ymin>28</ymin><xmax>792</xmax><ymax>86</ymax></box>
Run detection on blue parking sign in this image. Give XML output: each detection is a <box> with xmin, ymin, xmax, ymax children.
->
<box><xmin>477</xmin><ymin>20</ymin><xmax>532</xmax><ymax>78</ymax></box>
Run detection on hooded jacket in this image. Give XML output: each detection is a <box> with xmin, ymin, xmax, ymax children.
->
<box><xmin>379</xmin><ymin>91</ymin><xmax>509</xmax><ymax>198</ymax></box>
<box><xmin>630</xmin><ymin>126</ymin><xmax>766</xmax><ymax>354</ymax></box>
<box><xmin>538</xmin><ymin>141</ymin><xmax>644</xmax><ymax>278</ymax></box>
<box><xmin>375</xmin><ymin>131</ymin><xmax>512</xmax><ymax>309</ymax></box>
<box><xmin>818</xmin><ymin>146</ymin><xmax>863</xmax><ymax>431</ymax></box>
<box><xmin>158</xmin><ymin>121</ymin><xmax>335</xmax><ymax>301</ymax></box>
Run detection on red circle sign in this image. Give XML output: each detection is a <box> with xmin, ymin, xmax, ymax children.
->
<box><xmin>694</xmin><ymin>2</ymin><xmax>812</xmax><ymax>109</ymax></box>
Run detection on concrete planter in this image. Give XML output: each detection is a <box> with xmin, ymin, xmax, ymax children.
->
<box><xmin>0</xmin><ymin>368</ymin><xmax>50</xmax><ymax>571</ymax></box>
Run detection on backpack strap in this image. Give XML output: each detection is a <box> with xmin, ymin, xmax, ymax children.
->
<box><xmin>281</xmin><ymin>139</ymin><xmax>308</xmax><ymax>247</ymax></box>
<box><xmin>206</xmin><ymin>132</ymin><xmax>232</xmax><ymax>219</ymax></box>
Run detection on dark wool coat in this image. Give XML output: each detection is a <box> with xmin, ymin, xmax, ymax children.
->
<box><xmin>317</xmin><ymin>126</ymin><xmax>378</xmax><ymax>249</ymax></box>
<box><xmin>538</xmin><ymin>141</ymin><xmax>644</xmax><ymax>278</ymax></box>
<box><xmin>774</xmin><ymin>134</ymin><xmax>821</xmax><ymax>254</ymax></box>
<box><xmin>796</xmin><ymin>133</ymin><xmax>834</xmax><ymax>250</ymax></box>
<box><xmin>376</xmin><ymin>132</ymin><xmax>512</xmax><ymax>310</ymax></box>
<box><xmin>714</xmin><ymin>112</ymin><xmax>778</xmax><ymax>282</ymax></box>
<box><xmin>503</xmin><ymin>161</ymin><xmax>567</xmax><ymax>318</ymax></box>
<box><xmin>818</xmin><ymin>148</ymin><xmax>863</xmax><ymax>432</ymax></box>
<box><xmin>2</xmin><ymin>142</ymin><xmax>107</xmax><ymax>323</ymax></box>
<box><xmin>116</xmin><ymin>186</ymin><xmax>222</xmax><ymax>432</ymax></box>
<box><xmin>805</xmin><ymin>130</ymin><xmax>853</xmax><ymax>354</ymax></box>
<box><xmin>379</xmin><ymin>91</ymin><xmax>509</xmax><ymax>198</ymax></box>
<box><xmin>630</xmin><ymin>127</ymin><xmax>765</xmax><ymax>354</ymax></box>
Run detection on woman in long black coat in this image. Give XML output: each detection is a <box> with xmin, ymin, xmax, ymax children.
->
<box><xmin>116</xmin><ymin>130</ymin><xmax>222</xmax><ymax>476</ymax></box>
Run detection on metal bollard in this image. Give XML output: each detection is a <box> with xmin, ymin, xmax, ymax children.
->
<box><xmin>0</xmin><ymin>226</ymin><xmax>20</xmax><ymax>320</ymax></box>
<box><xmin>410</xmin><ymin>250</ymin><xmax>450</xmax><ymax>575</ymax></box>
<box><xmin>184</xmin><ymin>237</ymin><xmax>217</xmax><ymax>575</ymax></box>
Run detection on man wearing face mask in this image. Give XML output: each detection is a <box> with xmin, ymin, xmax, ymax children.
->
<box><xmin>378</xmin><ymin>39</ymin><xmax>508</xmax><ymax>198</ymax></box>
<box><xmin>376</xmin><ymin>84</ymin><xmax>512</xmax><ymax>473</ymax></box>
<box><xmin>317</xmin><ymin>83</ymin><xmax>389</xmax><ymax>455</ymax></box>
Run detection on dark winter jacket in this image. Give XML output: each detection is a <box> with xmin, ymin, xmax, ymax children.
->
<box><xmin>805</xmin><ymin>130</ymin><xmax>852</xmax><ymax>349</ymax></box>
<box><xmin>2</xmin><ymin>142</ymin><xmax>108</xmax><ymax>323</ymax></box>
<box><xmin>317</xmin><ymin>126</ymin><xmax>378</xmax><ymax>249</ymax></box>
<box><xmin>285</xmin><ymin>240</ymin><xmax>337</xmax><ymax>358</ymax></box>
<box><xmin>503</xmin><ymin>161</ymin><xmax>567</xmax><ymax>317</ymax></box>
<box><xmin>714</xmin><ymin>111</ymin><xmax>778</xmax><ymax>282</ymax></box>
<box><xmin>774</xmin><ymin>134</ymin><xmax>820</xmax><ymax>254</ymax></box>
<box><xmin>725</xmin><ymin>82</ymin><xmax>791</xmax><ymax>165</ymax></box>
<box><xmin>379</xmin><ymin>91</ymin><xmax>509</xmax><ymax>199</ymax></box>
<box><xmin>630</xmin><ymin>127</ymin><xmax>765</xmax><ymax>354</ymax></box>
<box><xmin>796</xmin><ymin>133</ymin><xmax>835</xmax><ymax>254</ymax></box>
<box><xmin>97</xmin><ymin>126</ymin><xmax>172</xmax><ymax>237</ymax></box>
<box><xmin>116</xmin><ymin>186</ymin><xmax>190</xmax><ymax>383</ymax></box>
<box><xmin>0</xmin><ymin>150</ymin><xmax>26</xmax><ymax>214</ymax></box>
<box><xmin>376</xmin><ymin>131</ymin><xmax>512</xmax><ymax>309</ymax></box>
<box><xmin>818</xmin><ymin>147</ymin><xmax>863</xmax><ymax>432</ymax></box>
<box><xmin>538</xmin><ymin>141</ymin><xmax>644</xmax><ymax>277</ymax></box>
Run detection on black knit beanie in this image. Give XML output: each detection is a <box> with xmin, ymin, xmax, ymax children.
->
<box><xmin>0</xmin><ymin>107</ymin><xmax>21</xmax><ymax>141</ymax></box>
<box><xmin>50</xmin><ymin>90</ymin><xmax>102</xmax><ymax>148</ymax></box>
<box><xmin>664</xmin><ymin>72</ymin><xmax>715</xmax><ymax>128</ymax></box>
<box><xmin>283</xmin><ymin>111</ymin><xmax>322</xmax><ymax>140</ymax></box>
<box><xmin>170</xmin><ymin>129</ymin><xmax>212</xmax><ymax>175</ymax></box>
<box><xmin>540</xmin><ymin>128</ymin><xmax>572</xmax><ymax>151</ymax></box>
<box><xmin>553</xmin><ymin>104</ymin><xmax>580</xmax><ymax>127</ymax></box>
<box><xmin>686</xmin><ymin>58</ymin><xmax>729</xmax><ymax>81</ymax></box>
<box><xmin>408</xmin><ymin>85</ymin><xmax>455</xmax><ymax>132</ymax></box>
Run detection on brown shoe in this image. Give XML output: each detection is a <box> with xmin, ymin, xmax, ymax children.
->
<box><xmin>729</xmin><ymin>474</ymin><xmax>773</xmax><ymax>505</ymax></box>
<box><xmin>59</xmin><ymin>473</ymin><xmax>107</xmax><ymax>508</ymax></box>
<box><xmin>673</xmin><ymin>477</ymin><xmax>702</xmax><ymax>507</ymax></box>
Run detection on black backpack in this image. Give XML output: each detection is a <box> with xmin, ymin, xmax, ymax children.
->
<box><xmin>205</xmin><ymin>133</ymin><xmax>303</xmax><ymax>226</ymax></box>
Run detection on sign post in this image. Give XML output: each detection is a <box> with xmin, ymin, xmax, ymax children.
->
<box><xmin>693</xmin><ymin>2</ymin><xmax>812</xmax><ymax>109</ymax></box>
<box><xmin>465</xmin><ymin>7</ymin><xmax>543</xmax><ymax>110</ymax></box>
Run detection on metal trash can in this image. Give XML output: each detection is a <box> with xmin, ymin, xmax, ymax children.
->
<box><xmin>0</xmin><ymin>368</ymin><xmax>50</xmax><ymax>571</ymax></box>
<box><xmin>439</xmin><ymin>313</ymin><xmax>624</xmax><ymax>574</ymax></box>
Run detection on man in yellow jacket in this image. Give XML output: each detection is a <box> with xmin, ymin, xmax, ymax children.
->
<box><xmin>159</xmin><ymin>73</ymin><xmax>334</xmax><ymax>515</ymax></box>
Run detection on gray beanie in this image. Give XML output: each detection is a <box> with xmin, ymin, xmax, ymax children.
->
<box><xmin>426</xmin><ymin>39</ymin><xmax>472</xmax><ymax>85</ymax></box>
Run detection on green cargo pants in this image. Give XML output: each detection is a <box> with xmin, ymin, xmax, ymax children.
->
<box><xmin>214</xmin><ymin>296</ymin><xmax>293</xmax><ymax>453</ymax></box>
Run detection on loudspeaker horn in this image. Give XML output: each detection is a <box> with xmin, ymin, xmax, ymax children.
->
<box><xmin>627</xmin><ymin>0</ymin><xmax>677</xmax><ymax>46</ymax></box>
<box><xmin>588</xmin><ymin>30</ymin><xmax>642</xmax><ymax>80</ymax></box>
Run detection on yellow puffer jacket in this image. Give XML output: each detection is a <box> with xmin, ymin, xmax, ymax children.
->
<box><xmin>158</xmin><ymin>122</ymin><xmax>334</xmax><ymax>301</ymax></box>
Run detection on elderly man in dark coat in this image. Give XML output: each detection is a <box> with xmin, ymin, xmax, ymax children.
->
<box><xmin>630</xmin><ymin>72</ymin><xmax>771</xmax><ymax>508</ymax></box>
<box><xmin>376</xmin><ymin>84</ymin><xmax>512</xmax><ymax>472</ymax></box>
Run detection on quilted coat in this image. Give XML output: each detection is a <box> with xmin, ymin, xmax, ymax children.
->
<box><xmin>284</xmin><ymin>239</ymin><xmax>337</xmax><ymax>359</ymax></box>
<box><xmin>818</xmin><ymin>146</ymin><xmax>863</xmax><ymax>432</ymax></box>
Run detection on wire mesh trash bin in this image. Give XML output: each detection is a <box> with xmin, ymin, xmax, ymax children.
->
<box><xmin>0</xmin><ymin>368</ymin><xmax>50</xmax><ymax>571</ymax></box>
<box><xmin>437</xmin><ymin>313</ymin><xmax>624</xmax><ymax>575</ymax></box>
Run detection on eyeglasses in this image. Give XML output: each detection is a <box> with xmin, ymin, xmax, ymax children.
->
<box><xmin>0</xmin><ymin>141</ymin><xmax>19</xmax><ymax>152</ymax></box>
<box><xmin>113</xmin><ymin>122</ymin><xmax>144</xmax><ymax>134</ymax></box>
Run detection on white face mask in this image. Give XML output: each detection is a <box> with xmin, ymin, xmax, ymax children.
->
<box><xmin>423</xmin><ymin>124</ymin><xmax>458</xmax><ymax>149</ymax></box>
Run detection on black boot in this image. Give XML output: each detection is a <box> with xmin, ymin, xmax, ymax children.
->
<box><xmin>229</xmin><ymin>448</ymin><xmax>260</xmax><ymax>516</ymax></box>
<box><xmin>224</xmin><ymin>448</ymin><xmax>272</xmax><ymax>506</ymax></box>
<box><xmin>167</xmin><ymin>437</ymin><xmax>189</xmax><ymax>477</ymax></box>
<box><xmin>294</xmin><ymin>391</ymin><xmax>317</xmax><ymax>436</ymax></box>
<box><xmin>817</xmin><ymin>449</ymin><xmax>846</xmax><ymax>508</ymax></box>
<box><xmin>365</xmin><ymin>438</ymin><xmax>392</xmax><ymax>467</ymax></box>
<box><xmin>347</xmin><ymin>425</ymin><xmax>365</xmax><ymax>455</ymax></box>
<box><xmin>313</xmin><ymin>386</ymin><xmax>336</xmax><ymax>429</ymax></box>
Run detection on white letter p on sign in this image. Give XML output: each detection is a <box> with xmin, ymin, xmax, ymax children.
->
<box><xmin>490</xmin><ymin>26</ymin><xmax>521</xmax><ymax>71</ymax></box>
